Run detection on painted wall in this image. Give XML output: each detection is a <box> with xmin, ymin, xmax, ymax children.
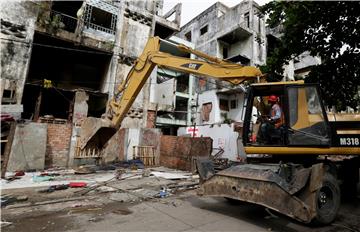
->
<box><xmin>178</xmin><ymin>123</ymin><xmax>240</xmax><ymax>160</ymax></box>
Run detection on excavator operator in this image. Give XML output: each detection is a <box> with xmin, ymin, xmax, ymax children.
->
<box><xmin>259</xmin><ymin>95</ymin><xmax>284</xmax><ymax>144</ymax></box>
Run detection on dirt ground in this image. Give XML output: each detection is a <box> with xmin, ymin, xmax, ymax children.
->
<box><xmin>2</xmin><ymin>189</ymin><xmax>359</xmax><ymax>232</ymax></box>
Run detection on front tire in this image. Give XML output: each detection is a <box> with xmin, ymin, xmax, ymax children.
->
<box><xmin>313</xmin><ymin>172</ymin><xmax>341</xmax><ymax>225</ymax></box>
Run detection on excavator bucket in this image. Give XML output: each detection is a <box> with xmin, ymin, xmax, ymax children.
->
<box><xmin>196</xmin><ymin>159</ymin><xmax>325</xmax><ymax>224</ymax></box>
<box><xmin>78</xmin><ymin>117</ymin><xmax>117</xmax><ymax>150</ymax></box>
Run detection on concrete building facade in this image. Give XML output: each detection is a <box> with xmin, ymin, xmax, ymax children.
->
<box><xmin>176</xmin><ymin>0</ymin><xmax>266</xmax><ymax>160</ymax></box>
<box><xmin>1</xmin><ymin>0</ymin><xmax>181</xmax><ymax>168</ymax></box>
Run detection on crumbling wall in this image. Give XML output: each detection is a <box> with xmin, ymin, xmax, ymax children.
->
<box><xmin>160</xmin><ymin>136</ymin><xmax>212</xmax><ymax>171</ymax></box>
<box><xmin>0</xmin><ymin>1</ymin><xmax>38</xmax><ymax>118</ymax></box>
<box><xmin>46</xmin><ymin>123</ymin><xmax>72</xmax><ymax>168</ymax></box>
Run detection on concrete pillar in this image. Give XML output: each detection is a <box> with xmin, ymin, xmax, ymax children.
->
<box><xmin>68</xmin><ymin>90</ymin><xmax>89</xmax><ymax>167</ymax></box>
<box><xmin>102</xmin><ymin>2</ymin><xmax>125</xmax><ymax>98</ymax></box>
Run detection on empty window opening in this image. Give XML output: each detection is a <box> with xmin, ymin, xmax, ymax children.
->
<box><xmin>87</xmin><ymin>94</ymin><xmax>108</xmax><ymax>118</ymax></box>
<box><xmin>174</xmin><ymin>96</ymin><xmax>188</xmax><ymax>121</ymax></box>
<box><xmin>22</xmin><ymin>84</ymin><xmax>107</xmax><ymax>121</ymax></box>
<box><xmin>50</xmin><ymin>1</ymin><xmax>83</xmax><ymax>33</ymax></box>
<box><xmin>244</xmin><ymin>12</ymin><xmax>250</xmax><ymax>28</ymax></box>
<box><xmin>219</xmin><ymin>99</ymin><xmax>229</xmax><ymax>111</ymax></box>
<box><xmin>176</xmin><ymin>74</ymin><xmax>189</xmax><ymax>93</ymax></box>
<box><xmin>84</xmin><ymin>5</ymin><xmax>117</xmax><ymax>34</ymax></box>
<box><xmin>154</xmin><ymin>23</ymin><xmax>175</xmax><ymax>39</ymax></box>
<box><xmin>185</xmin><ymin>31</ymin><xmax>192</xmax><ymax>42</ymax></box>
<box><xmin>22</xmin><ymin>84</ymin><xmax>74</xmax><ymax>121</ymax></box>
<box><xmin>230</xmin><ymin>99</ymin><xmax>237</xmax><ymax>109</ymax></box>
<box><xmin>228</xmin><ymin>54</ymin><xmax>250</xmax><ymax>66</ymax></box>
<box><xmin>1</xmin><ymin>80</ymin><xmax>17</xmax><ymax>104</ymax></box>
<box><xmin>90</xmin><ymin>7</ymin><xmax>113</xmax><ymax>29</ymax></box>
<box><xmin>27</xmin><ymin>33</ymin><xmax>111</xmax><ymax>92</ymax></box>
<box><xmin>200</xmin><ymin>25</ymin><xmax>208</xmax><ymax>35</ymax></box>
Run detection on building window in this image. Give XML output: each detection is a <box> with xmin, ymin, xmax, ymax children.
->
<box><xmin>185</xmin><ymin>31</ymin><xmax>192</xmax><ymax>42</ymax></box>
<box><xmin>230</xmin><ymin>99</ymin><xmax>237</xmax><ymax>109</ymax></box>
<box><xmin>200</xmin><ymin>25</ymin><xmax>208</xmax><ymax>36</ymax></box>
<box><xmin>244</xmin><ymin>12</ymin><xmax>250</xmax><ymax>28</ymax></box>
<box><xmin>219</xmin><ymin>99</ymin><xmax>229</xmax><ymax>111</ymax></box>
<box><xmin>84</xmin><ymin>5</ymin><xmax>117</xmax><ymax>35</ymax></box>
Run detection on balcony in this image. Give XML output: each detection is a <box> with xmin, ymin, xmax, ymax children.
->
<box><xmin>49</xmin><ymin>10</ymin><xmax>78</xmax><ymax>33</ymax></box>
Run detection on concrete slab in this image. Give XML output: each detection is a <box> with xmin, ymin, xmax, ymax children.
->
<box><xmin>7</xmin><ymin>122</ymin><xmax>47</xmax><ymax>171</ymax></box>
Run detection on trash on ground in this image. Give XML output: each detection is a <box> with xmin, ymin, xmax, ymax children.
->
<box><xmin>14</xmin><ymin>171</ymin><xmax>25</xmax><ymax>176</ymax></box>
<box><xmin>150</xmin><ymin>171</ymin><xmax>190</xmax><ymax>180</ymax></box>
<box><xmin>5</xmin><ymin>176</ymin><xmax>21</xmax><ymax>182</ymax></box>
<box><xmin>74</xmin><ymin>166</ymin><xmax>96</xmax><ymax>175</ymax></box>
<box><xmin>40</xmin><ymin>172</ymin><xmax>60</xmax><ymax>176</ymax></box>
<box><xmin>32</xmin><ymin>175</ymin><xmax>55</xmax><ymax>182</ymax></box>
<box><xmin>159</xmin><ymin>187</ymin><xmax>169</xmax><ymax>198</ymax></box>
<box><xmin>38</xmin><ymin>184</ymin><xmax>69</xmax><ymax>193</ymax></box>
<box><xmin>1</xmin><ymin>195</ymin><xmax>28</xmax><ymax>207</ymax></box>
<box><xmin>69</xmin><ymin>182</ymin><xmax>87</xmax><ymax>188</ymax></box>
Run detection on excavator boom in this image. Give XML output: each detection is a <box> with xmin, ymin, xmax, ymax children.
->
<box><xmin>78</xmin><ymin>37</ymin><xmax>261</xmax><ymax>150</ymax></box>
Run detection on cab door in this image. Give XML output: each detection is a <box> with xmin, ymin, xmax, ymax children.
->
<box><xmin>286</xmin><ymin>85</ymin><xmax>331</xmax><ymax>146</ymax></box>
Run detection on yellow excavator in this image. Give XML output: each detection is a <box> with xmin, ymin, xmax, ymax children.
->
<box><xmin>78</xmin><ymin>36</ymin><xmax>360</xmax><ymax>224</ymax></box>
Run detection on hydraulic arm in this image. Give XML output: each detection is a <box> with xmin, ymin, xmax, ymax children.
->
<box><xmin>78</xmin><ymin>37</ymin><xmax>262</xmax><ymax>150</ymax></box>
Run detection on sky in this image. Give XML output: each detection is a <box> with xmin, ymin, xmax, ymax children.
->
<box><xmin>163</xmin><ymin>0</ymin><xmax>271</xmax><ymax>27</ymax></box>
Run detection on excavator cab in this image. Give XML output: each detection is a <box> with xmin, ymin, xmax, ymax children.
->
<box><xmin>243</xmin><ymin>81</ymin><xmax>331</xmax><ymax>149</ymax></box>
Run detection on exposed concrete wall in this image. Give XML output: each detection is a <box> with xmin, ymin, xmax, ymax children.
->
<box><xmin>72</xmin><ymin>91</ymin><xmax>89</xmax><ymax>126</ymax></box>
<box><xmin>7</xmin><ymin>123</ymin><xmax>47</xmax><ymax>171</ymax></box>
<box><xmin>0</xmin><ymin>1</ymin><xmax>38</xmax><ymax>118</ymax></box>
<box><xmin>178</xmin><ymin>123</ymin><xmax>240</xmax><ymax>161</ymax></box>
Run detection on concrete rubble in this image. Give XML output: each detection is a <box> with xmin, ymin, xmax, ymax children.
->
<box><xmin>1</xmin><ymin>164</ymin><xmax>199</xmax><ymax>209</ymax></box>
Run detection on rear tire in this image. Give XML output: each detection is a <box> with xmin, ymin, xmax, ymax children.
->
<box><xmin>312</xmin><ymin>172</ymin><xmax>340</xmax><ymax>225</ymax></box>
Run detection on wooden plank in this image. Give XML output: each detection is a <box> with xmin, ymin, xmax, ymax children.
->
<box><xmin>1</xmin><ymin>122</ymin><xmax>16</xmax><ymax>178</ymax></box>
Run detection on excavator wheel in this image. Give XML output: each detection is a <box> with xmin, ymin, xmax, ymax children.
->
<box><xmin>313</xmin><ymin>172</ymin><xmax>341</xmax><ymax>225</ymax></box>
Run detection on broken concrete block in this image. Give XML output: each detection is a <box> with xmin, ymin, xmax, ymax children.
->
<box><xmin>7</xmin><ymin>122</ymin><xmax>47</xmax><ymax>171</ymax></box>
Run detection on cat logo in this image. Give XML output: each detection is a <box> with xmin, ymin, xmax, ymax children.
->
<box><xmin>181</xmin><ymin>63</ymin><xmax>202</xmax><ymax>70</ymax></box>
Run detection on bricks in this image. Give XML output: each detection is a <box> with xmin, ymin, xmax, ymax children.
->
<box><xmin>146</xmin><ymin>110</ymin><xmax>156</xmax><ymax>128</ymax></box>
<box><xmin>159</xmin><ymin>135</ymin><xmax>212</xmax><ymax>171</ymax></box>
<box><xmin>45</xmin><ymin>123</ymin><xmax>72</xmax><ymax>168</ymax></box>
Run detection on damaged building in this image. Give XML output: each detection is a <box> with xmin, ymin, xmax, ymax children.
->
<box><xmin>0</xmin><ymin>0</ymin><xmax>183</xmax><ymax>170</ymax></box>
<box><xmin>176</xmin><ymin>0</ymin><xmax>266</xmax><ymax>160</ymax></box>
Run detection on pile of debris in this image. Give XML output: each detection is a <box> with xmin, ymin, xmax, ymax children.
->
<box><xmin>1</xmin><ymin>162</ymin><xmax>199</xmax><ymax>209</ymax></box>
